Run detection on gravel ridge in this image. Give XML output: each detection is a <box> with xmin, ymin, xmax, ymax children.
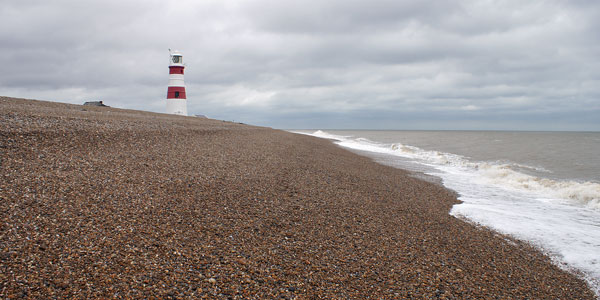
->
<box><xmin>1</xmin><ymin>96</ymin><xmax>596</xmax><ymax>299</ymax></box>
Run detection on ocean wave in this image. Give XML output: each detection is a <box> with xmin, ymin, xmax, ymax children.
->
<box><xmin>307</xmin><ymin>130</ymin><xmax>600</xmax><ymax>210</ymax></box>
<box><xmin>473</xmin><ymin>163</ymin><xmax>600</xmax><ymax>209</ymax></box>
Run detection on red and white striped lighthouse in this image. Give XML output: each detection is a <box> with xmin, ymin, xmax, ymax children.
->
<box><xmin>166</xmin><ymin>50</ymin><xmax>188</xmax><ymax>116</ymax></box>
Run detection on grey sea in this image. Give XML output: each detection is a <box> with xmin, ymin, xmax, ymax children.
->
<box><xmin>294</xmin><ymin>130</ymin><xmax>600</xmax><ymax>296</ymax></box>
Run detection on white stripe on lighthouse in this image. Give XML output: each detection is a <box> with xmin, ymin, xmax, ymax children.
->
<box><xmin>168</xmin><ymin>75</ymin><xmax>186</xmax><ymax>87</ymax></box>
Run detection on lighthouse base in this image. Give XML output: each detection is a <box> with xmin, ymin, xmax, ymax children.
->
<box><xmin>166</xmin><ymin>99</ymin><xmax>188</xmax><ymax>116</ymax></box>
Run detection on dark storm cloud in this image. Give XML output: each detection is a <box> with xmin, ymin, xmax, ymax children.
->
<box><xmin>1</xmin><ymin>0</ymin><xmax>599</xmax><ymax>130</ymax></box>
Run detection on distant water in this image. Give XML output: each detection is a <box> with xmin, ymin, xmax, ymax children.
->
<box><xmin>293</xmin><ymin>130</ymin><xmax>600</xmax><ymax>296</ymax></box>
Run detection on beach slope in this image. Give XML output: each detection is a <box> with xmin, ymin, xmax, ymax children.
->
<box><xmin>0</xmin><ymin>96</ymin><xmax>595</xmax><ymax>299</ymax></box>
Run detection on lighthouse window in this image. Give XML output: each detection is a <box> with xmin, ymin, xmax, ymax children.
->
<box><xmin>172</xmin><ymin>56</ymin><xmax>181</xmax><ymax>63</ymax></box>
<box><xmin>175</xmin><ymin>91</ymin><xmax>180</xmax><ymax>98</ymax></box>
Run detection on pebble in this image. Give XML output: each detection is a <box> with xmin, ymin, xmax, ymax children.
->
<box><xmin>0</xmin><ymin>96</ymin><xmax>596</xmax><ymax>299</ymax></box>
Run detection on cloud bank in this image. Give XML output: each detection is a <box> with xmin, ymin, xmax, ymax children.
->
<box><xmin>1</xmin><ymin>0</ymin><xmax>599</xmax><ymax>130</ymax></box>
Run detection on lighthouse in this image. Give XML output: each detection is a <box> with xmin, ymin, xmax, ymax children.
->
<box><xmin>166</xmin><ymin>50</ymin><xmax>188</xmax><ymax>116</ymax></box>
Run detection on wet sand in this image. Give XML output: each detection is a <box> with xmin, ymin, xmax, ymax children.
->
<box><xmin>0</xmin><ymin>96</ymin><xmax>595</xmax><ymax>299</ymax></box>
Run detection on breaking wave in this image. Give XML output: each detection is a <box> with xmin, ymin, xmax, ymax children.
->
<box><xmin>296</xmin><ymin>130</ymin><xmax>600</xmax><ymax>295</ymax></box>
<box><xmin>307</xmin><ymin>130</ymin><xmax>600</xmax><ymax>210</ymax></box>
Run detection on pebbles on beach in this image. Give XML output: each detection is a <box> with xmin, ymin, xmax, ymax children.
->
<box><xmin>0</xmin><ymin>96</ymin><xmax>596</xmax><ymax>299</ymax></box>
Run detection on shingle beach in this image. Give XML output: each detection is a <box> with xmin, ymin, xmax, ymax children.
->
<box><xmin>1</xmin><ymin>96</ymin><xmax>596</xmax><ymax>299</ymax></box>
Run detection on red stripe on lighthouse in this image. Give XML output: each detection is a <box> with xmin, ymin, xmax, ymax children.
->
<box><xmin>169</xmin><ymin>66</ymin><xmax>184</xmax><ymax>74</ymax></box>
<box><xmin>167</xmin><ymin>86</ymin><xmax>186</xmax><ymax>99</ymax></box>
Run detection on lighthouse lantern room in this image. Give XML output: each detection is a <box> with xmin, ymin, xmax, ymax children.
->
<box><xmin>166</xmin><ymin>50</ymin><xmax>188</xmax><ymax>116</ymax></box>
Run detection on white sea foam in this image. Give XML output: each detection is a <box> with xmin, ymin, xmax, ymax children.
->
<box><xmin>300</xmin><ymin>130</ymin><xmax>600</xmax><ymax>296</ymax></box>
<box><xmin>307</xmin><ymin>130</ymin><xmax>600</xmax><ymax>209</ymax></box>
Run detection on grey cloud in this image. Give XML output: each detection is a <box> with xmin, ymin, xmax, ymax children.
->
<box><xmin>1</xmin><ymin>0</ymin><xmax>599</xmax><ymax>130</ymax></box>
<box><xmin>243</xmin><ymin>0</ymin><xmax>460</xmax><ymax>34</ymax></box>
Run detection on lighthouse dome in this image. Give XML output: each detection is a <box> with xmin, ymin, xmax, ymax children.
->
<box><xmin>169</xmin><ymin>50</ymin><xmax>183</xmax><ymax>66</ymax></box>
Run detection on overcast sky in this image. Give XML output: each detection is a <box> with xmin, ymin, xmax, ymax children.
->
<box><xmin>1</xmin><ymin>0</ymin><xmax>599</xmax><ymax>130</ymax></box>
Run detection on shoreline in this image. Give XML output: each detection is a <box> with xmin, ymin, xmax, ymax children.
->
<box><xmin>1</xmin><ymin>96</ymin><xmax>596</xmax><ymax>299</ymax></box>
<box><xmin>295</xmin><ymin>129</ymin><xmax>600</xmax><ymax>297</ymax></box>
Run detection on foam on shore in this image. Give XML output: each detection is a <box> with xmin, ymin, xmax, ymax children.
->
<box><xmin>297</xmin><ymin>129</ymin><xmax>600</xmax><ymax>296</ymax></box>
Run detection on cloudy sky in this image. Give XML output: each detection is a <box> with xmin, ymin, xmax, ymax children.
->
<box><xmin>1</xmin><ymin>0</ymin><xmax>599</xmax><ymax>130</ymax></box>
